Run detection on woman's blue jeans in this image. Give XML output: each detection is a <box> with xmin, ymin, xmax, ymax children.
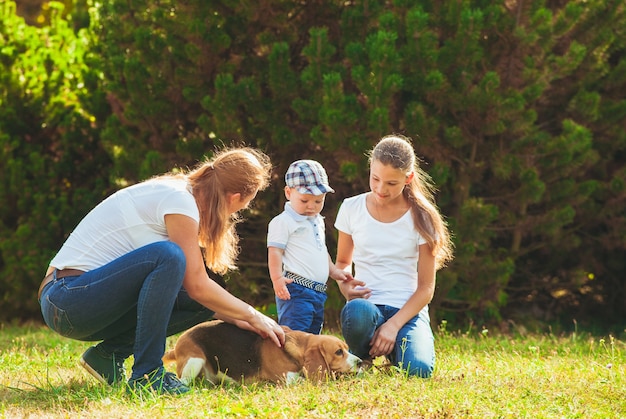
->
<box><xmin>39</xmin><ymin>241</ymin><xmax>213</xmax><ymax>380</ymax></box>
<box><xmin>340</xmin><ymin>298</ymin><xmax>435</xmax><ymax>378</ymax></box>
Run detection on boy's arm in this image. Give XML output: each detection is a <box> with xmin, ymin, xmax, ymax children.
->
<box><xmin>328</xmin><ymin>254</ymin><xmax>353</xmax><ymax>282</ymax></box>
<box><xmin>268</xmin><ymin>246</ymin><xmax>291</xmax><ymax>300</ymax></box>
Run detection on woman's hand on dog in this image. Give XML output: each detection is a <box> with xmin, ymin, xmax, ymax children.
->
<box><xmin>215</xmin><ymin>311</ymin><xmax>285</xmax><ymax>348</ymax></box>
<box><xmin>246</xmin><ymin>307</ymin><xmax>286</xmax><ymax>347</ymax></box>
<box><xmin>216</xmin><ymin>315</ymin><xmax>259</xmax><ymax>334</ymax></box>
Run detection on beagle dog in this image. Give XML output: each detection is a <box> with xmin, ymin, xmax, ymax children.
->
<box><xmin>163</xmin><ymin>320</ymin><xmax>362</xmax><ymax>385</ymax></box>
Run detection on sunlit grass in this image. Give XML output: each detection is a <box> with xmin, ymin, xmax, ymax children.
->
<box><xmin>1</xmin><ymin>322</ymin><xmax>624</xmax><ymax>418</ymax></box>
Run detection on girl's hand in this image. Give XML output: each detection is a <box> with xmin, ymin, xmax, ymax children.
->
<box><xmin>337</xmin><ymin>279</ymin><xmax>372</xmax><ymax>301</ymax></box>
<box><xmin>369</xmin><ymin>322</ymin><xmax>399</xmax><ymax>357</ymax></box>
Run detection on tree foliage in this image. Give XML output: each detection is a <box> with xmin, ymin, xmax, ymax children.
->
<box><xmin>0</xmin><ymin>1</ymin><xmax>112</xmax><ymax>321</ymax></box>
<box><xmin>2</xmin><ymin>0</ymin><xmax>625</xmax><ymax>329</ymax></box>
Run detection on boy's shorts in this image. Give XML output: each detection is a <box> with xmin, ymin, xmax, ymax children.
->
<box><xmin>276</xmin><ymin>283</ymin><xmax>327</xmax><ymax>334</ymax></box>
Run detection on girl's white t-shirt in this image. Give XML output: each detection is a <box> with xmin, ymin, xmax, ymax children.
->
<box><xmin>334</xmin><ymin>193</ymin><xmax>427</xmax><ymax>308</ymax></box>
<box><xmin>50</xmin><ymin>178</ymin><xmax>199</xmax><ymax>272</ymax></box>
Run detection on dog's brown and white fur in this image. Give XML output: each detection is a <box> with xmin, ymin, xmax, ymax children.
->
<box><xmin>163</xmin><ymin>320</ymin><xmax>361</xmax><ymax>385</ymax></box>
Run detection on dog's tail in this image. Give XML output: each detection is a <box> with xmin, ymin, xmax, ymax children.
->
<box><xmin>162</xmin><ymin>349</ymin><xmax>176</xmax><ymax>364</ymax></box>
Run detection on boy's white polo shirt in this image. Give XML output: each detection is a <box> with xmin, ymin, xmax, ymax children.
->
<box><xmin>267</xmin><ymin>202</ymin><xmax>329</xmax><ymax>284</ymax></box>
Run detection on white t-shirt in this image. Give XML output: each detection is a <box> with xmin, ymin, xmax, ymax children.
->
<box><xmin>267</xmin><ymin>202</ymin><xmax>329</xmax><ymax>284</ymax></box>
<box><xmin>49</xmin><ymin>178</ymin><xmax>199</xmax><ymax>271</ymax></box>
<box><xmin>334</xmin><ymin>193</ymin><xmax>427</xmax><ymax>308</ymax></box>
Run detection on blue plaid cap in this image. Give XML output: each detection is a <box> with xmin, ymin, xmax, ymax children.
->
<box><xmin>285</xmin><ymin>160</ymin><xmax>335</xmax><ymax>195</ymax></box>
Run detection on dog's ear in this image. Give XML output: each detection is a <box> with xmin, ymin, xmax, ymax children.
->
<box><xmin>302</xmin><ymin>344</ymin><xmax>331</xmax><ymax>382</ymax></box>
<box><xmin>283</xmin><ymin>330</ymin><xmax>306</xmax><ymax>362</ymax></box>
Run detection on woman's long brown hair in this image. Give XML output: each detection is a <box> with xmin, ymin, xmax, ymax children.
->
<box><xmin>161</xmin><ymin>147</ymin><xmax>271</xmax><ymax>274</ymax></box>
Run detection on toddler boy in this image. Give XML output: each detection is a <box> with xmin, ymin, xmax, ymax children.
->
<box><xmin>267</xmin><ymin>160</ymin><xmax>351</xmax><ymax>334</ymax></box>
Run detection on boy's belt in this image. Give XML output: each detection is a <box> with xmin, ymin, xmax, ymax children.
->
<box><xmin>284</xmin><ymin>271</ymin><xmax>327</xmax><ymax>293</ymax></box>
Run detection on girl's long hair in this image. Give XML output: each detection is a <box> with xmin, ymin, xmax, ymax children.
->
<box><xmin>161</xmin><ymin>147</ymin><xmax>272</xmax><ymax>274</ymax></box>
<box><xmin>369</xmin><ymin>135</ymin><xmax>454</xmax><ymax>269</ymax></box>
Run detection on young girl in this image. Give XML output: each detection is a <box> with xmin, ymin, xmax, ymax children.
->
<box><xmin>39</xmin><ymin>147</ymin><xmax>285</xmax><ymax>394</ymax></box>
<box><xmin>334</xmin><ymin>135</ymin><xmax>454</xmax><ymax>378</ymax></box>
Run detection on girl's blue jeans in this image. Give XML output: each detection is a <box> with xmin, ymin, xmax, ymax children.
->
<box><xmin>340</xmin><ymin>298</ymin><xmax>435</xmax><ymax>378</ymax></box>
<box><xmin>39</xmin><ymin>241</ymin><xmax>213</xmax><ymax>380</ymax></box>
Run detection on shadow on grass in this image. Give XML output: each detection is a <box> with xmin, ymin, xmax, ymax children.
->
<box><xmin>0</xmin><ymin>378</ymin><xmax>115</xmax><ymax>406</ymax></box>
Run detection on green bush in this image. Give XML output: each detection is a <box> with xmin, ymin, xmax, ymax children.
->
<box><xmin>93</xmin><ymin>0</ymin><xmax>625</xmax><ymax>327</ymax></box>
<box><xmin>0</xmin><ymin>1</ymin><xmax>112</xmax><ymax>321</ymax></box>
<box><xmin>1</xmin><ymin>0</ymin><xmax>625</xmax><ymax>329</ymax></box>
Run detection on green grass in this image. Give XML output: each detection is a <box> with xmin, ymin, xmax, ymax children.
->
<box><xmin>1</xmin><ymin>322</ymin><xmax>624</xmax><ymax>418</ymax></box>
